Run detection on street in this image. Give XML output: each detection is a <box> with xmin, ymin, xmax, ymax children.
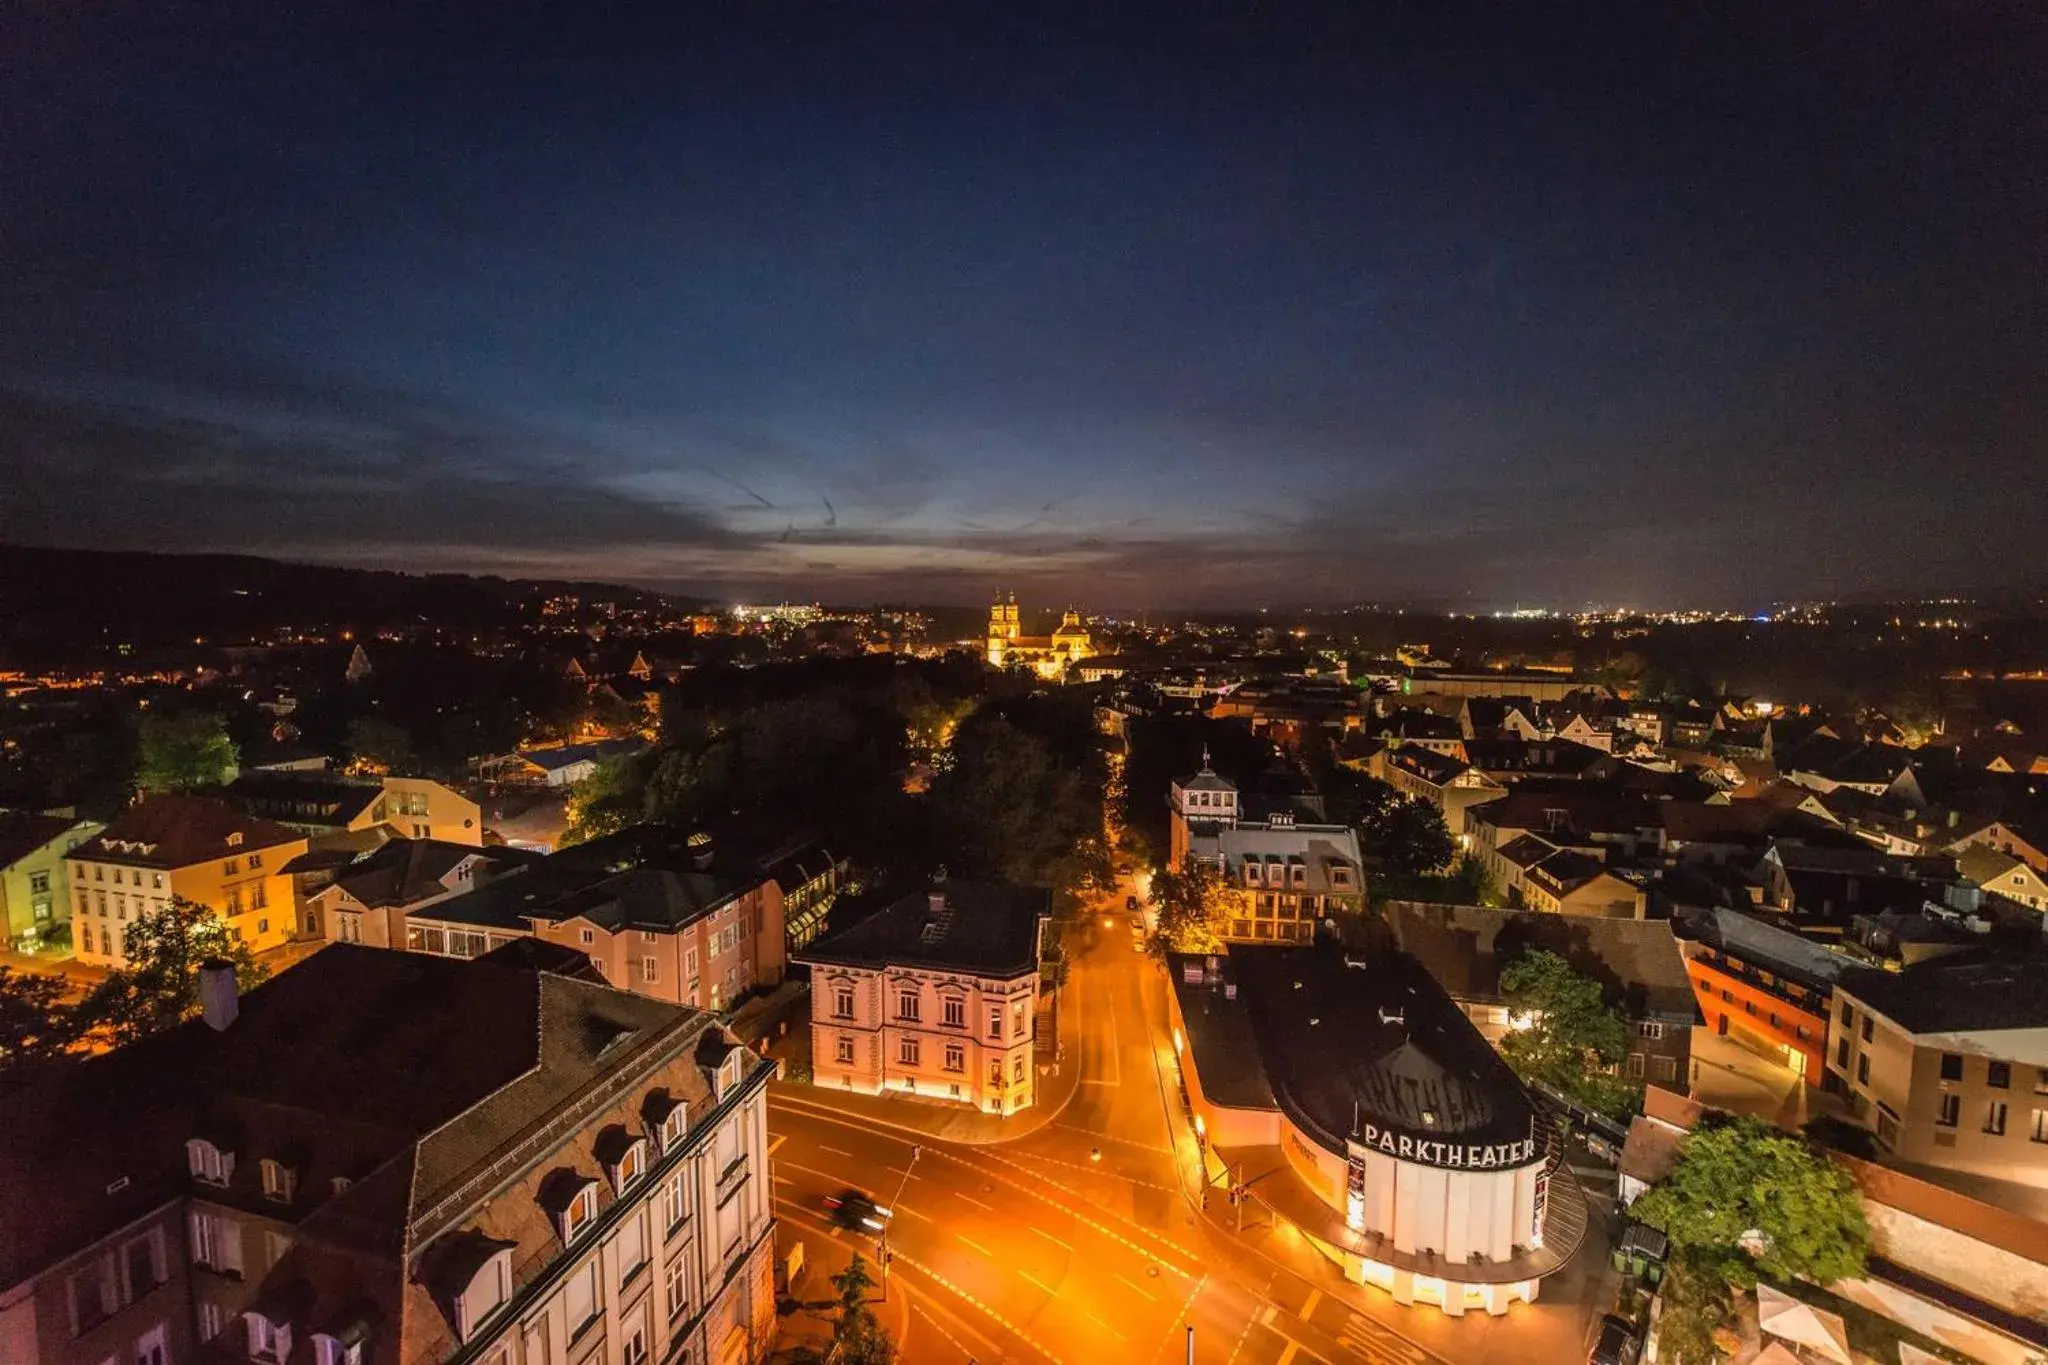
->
<box><xmin>767</xmin><ymin>896</ymin><xmax>1613</xmax><ymax>1363</ymax></box>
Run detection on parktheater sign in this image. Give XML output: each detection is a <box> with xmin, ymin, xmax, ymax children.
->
<box><xmin>1354</xmin><ymin>1121</ymin><xmax>1538</xmax><ymax>1171</ymax></box>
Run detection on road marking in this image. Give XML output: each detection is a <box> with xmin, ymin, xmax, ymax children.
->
<box><xmin>819</xmin><ymin>1144</ymin><xmax>855</xmax><ymax>1158</ymax></box>
<box><xmin>1019</xmin><ymin>1269</ymin><xmax>1057</xmax><ymax>1295</ymax></box>
<box><xmin>893</xmin><ymin>1202</ymin><xmax>929</xmax><ymax>1221</ymax></box>
<box><xmin>1275</xmin><ymin>1343</ymin><xmax>1298</xmax><ymax>1365</ymax></box>
<box><xmin>1112</xmin><ymin>1272</ymin><xmax>1156</xmax><ymax>1302</ymax></box>
<box><xmin>952</xmin><ymin>1192</ymin><xmax>995</xmax><ymax>1212</ymax></box>
<box><xmin>891</xmin><ymin>1250</ymin><xmax>1065</xmax><ymax>1364</ymax></box>
<box><xmin>778</xmin><ymin>1160</ymin><xmax>852</xmax><ymax>1185</ymax></box>
<box><xmin>772</xmin><ymin>1175</ymin><xmax>792</xmax><ymax>1186</ymax></box>
<box><xmin>767</xmin><ymin>1134</ymin><xmax>789</xmax><ymax>1156</ymax></box>
<box><xmin>957</xmin><ymin>1234</ymin><xmax>994</xmax><ymax>1257</ymax></box>
<box><xmin>1084</xmin><ymin>1310</ymin><xmax>1126</xmax><ymax>1340</ymax></box>
<box><xmin>1300</xmin><ymin>1287</ymin><xmax>1322</xmax><ymax>1320</ymax></box>
<box><xmin>1030</xmin><ymin>1226</ymin><xmax>1072</xmax><ymax>1250</ymax></box>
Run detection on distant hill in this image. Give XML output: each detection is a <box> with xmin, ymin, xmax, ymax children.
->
<box><xmin>0</xmin><ymin>544</ymin><xmax>705</xmax><ymax>652</ymax></box>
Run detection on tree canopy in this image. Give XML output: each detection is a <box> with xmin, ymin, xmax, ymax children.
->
<box><xmin>1632</xmin><ymin>1114</ymin><xmax>1870</xmax><ymax>1288</ymax></box>
<box><xmin>829</xmin><ymin>1253</ymin><xmax>895</xmax><ymax>1365</ymax></box>
<box><xmin>135</xmin><ymin>711</ymin><xmax>238</xmax><ymax>793</ymax></box>
<box><xmin>344</xmin><ymin>716</ymin><xmax>417</xmax><ymax>775</ymax></box>
<box><xmin>82</xmin><ymin>897</ymin><xmax>269</xmax><ymax>1046</ymax></box>
<box><xmin>1148</xmin><ymin>857</ymin><xmax>1238</xmax><ymax>954</ymax></box>
<box><xmin>1497</xmin><ymin>949</ymin><xmax>1638</xmax><ymax>1119</ymax></box>
<box><xmin>926</xmin><ymin>709</ymin><xmax>1108</xmax><ymax>894</ymax></box>
<box><xmin>0</xmin><ymin>967</ymin><xmax>85</xmax><ymax>1079</ymax></box>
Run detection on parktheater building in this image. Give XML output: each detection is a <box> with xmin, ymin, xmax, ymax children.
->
<box><xmin>1165</xmin><ymin>941</ymin><xmax>1587</xmax><ymax>1315</ymax></box>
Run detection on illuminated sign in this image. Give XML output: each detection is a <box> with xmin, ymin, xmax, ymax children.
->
<box><xmin>1356</xmin><ymin>1122</ymin><xmax>1537</xmax><ymax>1171</ymax></box>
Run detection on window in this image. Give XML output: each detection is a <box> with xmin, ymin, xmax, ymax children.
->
<box><xmin>835</xmin><ymin>1036</ymin><xmax>855</xmax><ymax>1064</ymax></box>
<box><xmin>561</xmin><ymin>1181</ymin><xmax>601</xmax><ymax>1241</ymax></box>
<box><xmin>151</xmin><ymin>872</ymin><xmax>163</xmax><ymax>890</ymax></box>
<box><xmin>942</xmin><ymin>996</ymin><xmax>965</xmax><ymax>1028</ymax></box>
<box><xmin>989</xmin><ymin>1060</ymin><xmax>1003</xmax><ymax>1086</ymax></box>
<box><xmin>615</xmin><ymin>1211</ymin><xmax>648</xmax><ymax>1280</ymax></box>
<box><xmin>579</xmin><ymin>928</ymin><xmax>595</xmax><ymax>945</ymax></box>
<box><xmin>896</xmin><ymin>990</ymin><xmax>920</xmax><ymax>1023</ymax></box>
<box><xmin>686</xmin><ymin>947</ymin><xmax>699</xmax><ymax>976</ymax></box>
<box><xmin>898</xmin><ymin>1036</ymin><xmax>920</xmax><ymax>1066</ymax></box>
<box><xmin>312</xmin><ymin>1333</ymin><xmax>363</xmax><ymax>1365</ymax></box>
<box><xmin>122</xmin><ymin>1231</ymin><xmax>166</xmax><ymax>1300</ymax></box>
<box><xmin>1835</xmin><ymin>1038</ymin><xmax>1850</xmax><ymax>1068</ymax></box>
<box><xmin>1940</xmin><ymin>1052</ymin><xmax>1963</xmax><ymax>1081</ymax></box>
<box><xmin>188</xmin><ymin>1211</ymin><xmax>244</xmax><ymax>1274</ymax></box>
<box><xmin>1856</xmin><ymin>1055</ymin><xmax>1870</xmax><ymax>1086</ymax></box>
<box><xmin>1013</xmin><ymin>1054</ymin><xmax>1026</xmax><ymax>1083</ymax></box>
<box><xmin>223</xmin><ymin>858</ymin><xmax>240</xmax><ymax>876</ymax></box>
<box><xmin>565</xmin><ymin>1260</ymin><xmax>600</xmax><ymax>1336</ymax></box>
<box><xmin>1986</xmin><ymin>1101</ymin><xmax>2009</xmax><ymax>1136</ymax></box>
<box><xmin>1990</xmin><ymin>1061</ymin><xmax>2012</xmax><ymax>1089</ymax></box>
<box><xmin>28</xmin><ymin>871</ymin><xmax>49</xmax><ymax>895</ymax></box>
<box><xmin>666</xmin><ymin>1254</ymin><xmax>691</xmax><ymax>1322</ymax></box>
<box><xmin>615</xmin><ymin>1139</ymin><xmax>648</xmax><ymax>1189</ymax></box>
<box><xmin>245</xmin><ymin>1313</ymin><xmax>290</xmax><ymax>1363</ymax></box>
<box><xmin>452</xmin><ymin>1249</ymin><xmax>512</xmax><ymax>1342</ymax></box>
<box><xmin>944</xmin><ymin>1042</ymin><xmax>964</xmax><ymax>1072</ymax></box>
<box><xmin>260</xmin><ymin>1158</ymin><xmax>296</xmax><ymax>1204</ymax></box>
<box><xmin>663</xmin><ymin>1171</ymin><xmax>692</xmax><ymax>1233</ymax></box>
<box><xmin>660</xmin><ymin>1104</ymin><xmax>687</xmax><ymax>1152</ymax></box>
<box><xmin>447</xmin><ymin>929</ymin><xmax>488</xmax><ymax>959</ymax></box>
<box><xmin>640</xmin><ymin>956</ymin><xmax>658</xmax><ymax>983</ymax></box>
<box><xmin>988</xmin><ymin>1006</ymin><xmax>1003</xmax><ymax>1040</ymax></box>
<box><xmin>248</xmin><ymin>852</ymin><xmax>263</xmax><ymax>870</ymax></box>
<box><xmin>68</xmin><ymin>1256</ymin><xmax>119</xmax><ymax>1334</ymax></box>
<box><xmin>2032</xmin><ymin>1110</ymin><xmax>2048</xmax><ymax>1143</ymax></box>
<box><xmin>336</xmin><ymin>913</ymin><xmax>362</xmax><ymax>944</ymax></box>
<box><xmin>621</xmin><ymin>1321</ymin><xmax>648</xmax><ymax>1365</ymax></box>
<box><xmin>1636</xmin><ymin>1020</ymin><xmax>1665</xmax><ymax>1040</ymax></box>
<box><xmin>198</xmin><ymin>1300</ymin><xmax>226</xmax><ymax>1343</ymax></box>
<box><xmin>1936</xmin><ymin>1094</ymin><xmax>1960</xmax><ymax>1128</ymax></box>
<box><xmin>187</xmin><ymin>1138</ymin><xmax>233</xmax><ymax>1185</ymax></box>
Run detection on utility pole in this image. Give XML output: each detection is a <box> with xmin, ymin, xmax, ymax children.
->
<box><xmin>1185</xmin><ymin>1325</ymin><xmax>1195</xmax><ymax>1363</ymax></box>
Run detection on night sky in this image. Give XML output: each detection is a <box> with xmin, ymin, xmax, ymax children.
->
<box><xmin>3</xmin><ymin>3</ymin><xmax>2043</xmax><ymax>608</ymax></box>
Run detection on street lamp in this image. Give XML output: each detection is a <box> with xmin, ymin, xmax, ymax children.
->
<box><xmin>879</xmin><ymin>1144</ymin><xmax>921</xmax><ymax>1302</ymax></box>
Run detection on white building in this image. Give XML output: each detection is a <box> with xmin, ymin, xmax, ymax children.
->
<box><xmin>797</xmin><ymin>879</ymin><xmax>1048</xmax><ymax>1114</ymax></box>
<box><xmin>1168</xmin><ymin>761</ymin><xmax>1366</xmax><ymax>942</ymax></box>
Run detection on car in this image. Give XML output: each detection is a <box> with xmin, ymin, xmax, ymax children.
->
<box><xmin>1128</xmin><ymin>914</ymin><xmax>1144</xmax><ymax>932</ymax></box>
<box><xmin>1588</xmin><ymin>1314</ymin><xmax>1643</xmax><ymax>1365</ymax></box>
<box><xmin>822</xmin><ymin>1189</ymin><xmax>892</xmax><ymax>1233</ymax></box>
<box><xmin>1125</xmin><ymin>894</ymin><xmax>1141</xmax><ymax>911</ymax></box>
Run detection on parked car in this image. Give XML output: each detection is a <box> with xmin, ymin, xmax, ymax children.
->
<box><xmin>1588</xmin><ymin>1315</ymin><xmax>1643</xmax><ymax>1365</ymax></box>
<box><xmin>1125</xmin><ymin>894</ymin><xmax>1141</xmax><ymax>911</ymax></box>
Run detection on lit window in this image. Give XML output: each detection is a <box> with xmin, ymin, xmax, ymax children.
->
<box><xmin>943</xmin><ymin>1042</ymin><xmax>964</xmax><ymax>1072</ymax></box>
<box><xmin>835</xmin><ymin>1036</ymin><xmax>855</xmax><ymax>1064</ymax></box>
<box><xmin>660</xmin><ymin>1103</ymin><xmax>687</xmax><ymax>1152</ymax></box>
<box><xmin>898</xmin><ymin>1036</ymin><xmax>920</xmax><ymax>1066</ymax></box>
<box><xmin>186</xmin><ymin>1138</ymin><xmax>234</xmax><ymax>1186</ymax></box>
<box><xmin>259</xmin><ymin>1158</ymin><xmax>296</xmax><ymax>1204</ymax></box>
<box><xmin>1986</xmin><ymin>1101</ymin><xmax>2009</xmax><ymax>1136</ymax></box>
<box><xmin>614</xmin><ymin>1139</ymin><xmax>648</xmax><ymax>1189</ymax></box>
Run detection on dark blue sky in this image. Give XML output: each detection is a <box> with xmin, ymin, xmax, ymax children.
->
<box><xmin>3</xmin><ymin>2</ymin><xmax>2043</xmax><ymax>608</ymax></box>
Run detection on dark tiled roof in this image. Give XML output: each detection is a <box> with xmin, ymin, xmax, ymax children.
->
<box><xmin>0</xmin><ymin>809</ymin><xmax>83</xmax><ymax>868</ymax></box>
<box><xmin>321</xmin><ymin>839</ymin><xmax>536</xmax><ymax>909</ymax></box>
<box><xmin>1225</xmin><ymin>942</ymin><xmax>1537</xmax><ymax>1156</ymax></box>
<box><xmin>798</xmin><ymin>880</ymin><xmax>1048</xmax><ymax>976</ymax></box>
<box><xmin>1841</xmin><ymin>958</ymin><xmax>2048</xmax><ymax>1035</ymax></box>
<box><xmin>1382</xmin><ymin>901</ymin><xmax>1697</xmax><ymax>1019</ymax></box>
<box><xmin>219</xmin><ymin>772</ymin><xmax>382</xmax><ymax>828</ymax></box>
<box><xmin>1165</xmin><ymin>955</ymin><xmax>1276</xmax><ymax>1110</ymax></box>
<box><xmin>67</xmin><ymin>794</ymin><xmax>304</xmax><ymax>868</ymax></box>
<box><xmin>414</xmin><ymin>824</ymin><xmax>765</xmax><ymax>933</ymax></box>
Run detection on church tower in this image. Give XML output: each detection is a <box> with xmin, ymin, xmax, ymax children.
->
<box><xmin>986</xmin><ymin>593</ymin><xmax>1018</xmax><ymax>667</ymax></box>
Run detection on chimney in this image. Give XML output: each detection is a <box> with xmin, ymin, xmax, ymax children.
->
<box><xmin>198</xmin><ymin>959</ymin><xmax>238</xmax><ymax>1032</ymax></box>
<box><xmin>927</xmin><ymin>889</ymin><xmax>946</xmax><ymax>916</ymax></box>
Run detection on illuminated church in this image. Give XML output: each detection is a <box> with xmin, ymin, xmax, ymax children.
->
<box><xmin>985</xmin><ymin>595</ymin><xmax>1093</xmax><ymax>678</ymax></box>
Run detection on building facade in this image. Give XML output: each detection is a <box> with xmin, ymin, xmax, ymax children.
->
<box><xmin>798</xmin><ymin>880</ymin><xmax>1047</xmax><ymax>1114</ymax></box>
<box><xmin>64</xmin><ymin>796</ymin><xmax>308</xmax><ymax>966</ymax></box>
<box><xmin>220</xmin><ymin>772</ymin><xmax>482</xmax><ymax>846</ymax></box>
<box><xmin>1676</xmin><ymin>905</ymin><xmax>1846</xmax><ymax>1088</ymax></box>
<box><xmin>984</xmin><ymin>595</ymin><xmax>1093</xmax><ymax>677</ymax></box>
<box><xmin>0</xmin><ymin>809</ymin><xmax>101</xmax><ymax>951</ymax></box>
<box><xmin>1168</xmin><ymin>764</ymin><xmax>1365</xmax><ymax>942</ymax></box>
<box><xmin>1826</xmin><ymin>959</ymin><xmax>2048</xmax><ymax>1191</ymax></box>
<box><xmin>0</xmin><ymin>946</ymin><xmax>777</xmax><ymax>1365</ymax></box>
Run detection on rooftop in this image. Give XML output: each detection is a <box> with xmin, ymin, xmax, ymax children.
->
<box><xmin>1841</xmin><ymin>958</ymin><xmax>2048</xmax><ymax>1039</ymax></box>
<box><xmin>798</xmin><ymin>879</ymin><xmax>1047</xmax><ymax>977</ymax></box>
<box><xmin>67</xmin><ymin>794</ymin><xmax>304</xmax><ymax>868</ymax></box>
<box><xmin>1382</xmin><ymin>902</ymin><xmax>1697</xmax><ymax>1018</ymax></box>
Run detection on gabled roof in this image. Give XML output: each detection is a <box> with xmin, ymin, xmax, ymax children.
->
<box><xmin>1675</xmin><ymin>905</ymin><xmax>1850</xmax><ymax>992</ymax></box>
<box><xmin>0</xmin><ymin>809</ymin><xmax>86</xmax><ymax>869</ymax></box>
<box><xmin>67</xmin><ymin>795</ymin><xmax>303</xmax><ymax>868</ymax></box>
<box><xmin>218</xmin><ymin>772</ymin><xmax>383</xmax><ymax>828</ymax></box>
<box><xmin>317</xmin><ymin>839</ymin><xmax>537</xmax><ymax>909</ymax></box>
<box><xmin>798</xmin><ymin>880</ymin><xmax>1047</xmax><ymax>977</ymax></box>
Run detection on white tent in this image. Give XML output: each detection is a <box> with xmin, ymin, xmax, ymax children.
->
<box><xmin>1751</xmin><ymin>1345</ymin><xmax>1803</xmax><ymax>1365</ymax></box>
<box><xmin>1756</xmin><ymin>1283</ymin><xmax>1853</xmax><ymax>1364</ymax></box>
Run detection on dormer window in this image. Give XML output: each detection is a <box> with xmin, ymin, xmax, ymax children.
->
<box><xmin>597</xmin><ymin>1126</ymin><xmax>650</xmax><ymax>1190</ymax></box>
<box><xmin>244</xmin><ymin>1310</ymin><xmax>291</xmax><ymax>1364</ymax></box>
<box><xmin>312</xmin><ymin>1332</ymin><xmax>365</xmax><ymax>1365</ymax></box>
<box><xmin>539</xmin><ymin>1171</ymin><xmax>602</xmax><ymax>1244</ymax></box>
<box><xmin>187</xmin><ymin>1138</ymin><xmax>234</xmax><ymax>1186</ymax></box>
<box><xmin>227</xmin><ymin>833</ymin><xmax>244</xmax><ymax>848</ymax></box>
<box><xmin>660</xmin><ymin>1104</ymin><xmax>686</xmax><ymax>1152</ymax></box>
<box><xmin>259</xmin><ymin>1159</ymin><xmax>296</xmax><ymax>1204</ymax></box>
<box><xmin>451</xmin><ymin>1246</ymin><xmax>514</xmax><ymax>1342</ymax></box>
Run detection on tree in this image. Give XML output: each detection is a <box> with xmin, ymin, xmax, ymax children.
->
<box><xmin>829</xmin><ymin>1253</ymin><xmax>895</xmax><ymax>1364</ymax></box>
<box><xmin>1632</xmin><ymin>1114</ymin><xmax>1869</xmax><ymax>1288</ymax></box>
<box><xmin>1367</xmin><ymin>797</ymin><xmax>1458</xmax><ymax>876</ymax></box>
<box><xmin>344</xmin><ymin>716</ymin><xmax>417</xmax><ymax>775</ymax></box>
<box><xmin>1148</xmin><ymin>857</ymin><xmax>1240</xmax><ymax>954</ymax></box>
<box><xmin>1653</xmin><ymin>1250</ymin><xmax>1740</xmax><ymax>1365</ymax></box>
<box><xmin>0</xmin><ymin>967</ymin><xmax>85</xmax><ymax>1076</ymax></box>
<box><xmin>81</xmin><ymin>898</ymin><xmax>269</xmax><ymax>1046</ymax></box>
<box><xmin>927</xmin><ymin>715</ymin><xmax>1105</xmax><ymax>893</ymax></box>
<box><xmin>135</xmin><ymin>711</ymin><xmax>238</xmax><ymax>793</ymax></box>
<box><xmin>1497</xmin><ymin>949</ymin><xmax>1637</xmax><ymax>1118</ymax></box>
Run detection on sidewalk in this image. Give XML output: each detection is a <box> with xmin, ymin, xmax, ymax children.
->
<box><xmin>765</xmin><ymin>1213</ymin><xmax>912</xmax><ymax>1362</ymax></box>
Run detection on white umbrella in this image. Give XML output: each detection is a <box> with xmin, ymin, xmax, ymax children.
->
<box><xmin>1751</xmin><ymin>1345</ymin><xmax>1803</xmax><ymax>1365</ymax></box>
<box><xmin>1756</xmin><ymin>1283</ymin><xmax>1853</xmax><ymax>1365</ymax></box>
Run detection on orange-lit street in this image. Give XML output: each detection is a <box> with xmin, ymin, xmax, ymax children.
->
<box><xmin>769</xmin><ymin>898</ymin><xmax>1621</xmax><ymax>1363</ymax></box>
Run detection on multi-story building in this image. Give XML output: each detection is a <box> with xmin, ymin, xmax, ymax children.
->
<box><xmin>1368</xmin><ymin>746</ymin><xmax>1507</xmax><ymax>834</ymax></box>
<box><xmin>301</xmin><ymin>837</ymin><xmax>539</xmax><ymax>947</ymax></box>
<box><xmin>1675</xmin><ymin>904</ymin><xmax>1847</xmax><ymax>1088</ymax></box>
<box><xmin>1826</xmin><ymin>958</ymin><xmax>2048</xmax><ymax>1191</ymax></box>
<box><xmin>1168</xmin><ymin>762</ymin><xmax>1365</xmax><ymax>943</ymax></box>
<box><xmin>0</xmin><ymin>808</ymin><xmax>101</xmax><ymax>951</ymax></box>
<box><xmin>0</xmin><ymin>944</ymin><xmax>777</xmax><ymax>1365</ymax></box>
<box><xmin>219</xmin><ymin>771</ymin><xmax>482</xmax><ymax>846</ymax></box>
<box><xmin>798</xmin><ymin>879</ymin><xmax>1047</xmax><ymax>1114</ymax></box>
<box><xmin>404</xmin><ymin>826</ymin><xmax>786</xmax><ymax>1011</ymax></box>
<box><xmin>64</xmin><ymin>796</ymin><xmax>308</xmax><ymax>966</ymax></box>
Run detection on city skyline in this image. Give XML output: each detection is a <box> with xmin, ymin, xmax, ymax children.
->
<box><xmin>4</xmin><ymin>3</ymin><xmax>2044</xmax><ymax>607</ymax></box>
